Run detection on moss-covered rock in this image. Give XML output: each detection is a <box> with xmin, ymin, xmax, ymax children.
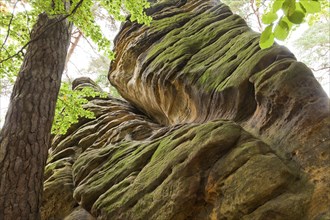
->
<box><xmin>42</xmin><ymin>0</ymin><xmax>330</xmax><ymax>218</ymax></box>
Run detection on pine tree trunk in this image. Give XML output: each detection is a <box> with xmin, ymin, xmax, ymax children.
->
<box><xmin>0</xmin><ymin>13</ymin><xmax>71</xmax><ymax>220</ymax></box>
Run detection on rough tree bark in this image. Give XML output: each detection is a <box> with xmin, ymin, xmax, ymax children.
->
<box><xmin>0</xmin><ymin>13</ymin><xmax>71</xmax><ymax>219</ymax></box>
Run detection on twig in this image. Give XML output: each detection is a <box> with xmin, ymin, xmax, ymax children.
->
<box><xmin>81</xmin><ymin>34</ymin><xmax>100</xmax><ymax>56</ymax></box>
<box><xmin>243</xmin><ymin>12</ymin><xmax>254</xmax><ymax>20</ymax></box>
<box><xmin>65</xmin><ymin>29</ymin><xmax>82</xmax><ymax>71</ymax></box>
<box><xmin>72</xmin><ymin>27</ymin><xmax>80</xmax><ymax>35</ymax></box>
<box><xmin>310</xmin><ymin>66</ymin><xmax>330</xmax><ymax>72</ymax></box>
<box><xmin>20</xmin><ymin>1</ymin><xmax>32</xmax><ymax>35</ymax></box>
<box><xmin>68</xmin><ymin>60</ymin><xmax>84</xmax><ymax>75</ymax></box>
<box><xmin>250</xmin><ymin>0</ymin><xmax>262</xmax><ymax>32</ymax></box>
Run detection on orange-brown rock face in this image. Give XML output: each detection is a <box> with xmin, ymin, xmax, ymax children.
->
<box><xmin>43</xmin><ymin>0</ymin><xmax>330</xmax><ymax>219</ymax></box>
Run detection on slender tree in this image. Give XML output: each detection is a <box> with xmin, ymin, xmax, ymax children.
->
<box><xmin>0</xmin><ymin>12</ymin><xmax>71</xmax><ymax>219</ymax></box>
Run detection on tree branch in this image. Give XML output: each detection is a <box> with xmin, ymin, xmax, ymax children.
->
<box><xmin>68</xmin><ymin>60</ymin><xmax>84</xmax><ymax>75</ymax></box>
<box><xmin>81</xmin><ymin>34</ymin><xmax>100</xmax><ymax>56</ymax></box>
<box><xmin>243</xmin><ymin>12</ymin><xmax>255</xmax><ymax>20</ymax></box>
<box><xmin>310</xmin><ymin>66</ymin><xmax>330</xmax><ymax>72</ymax></box>
<box><xmin>249</xmin><ymin>0</ymin><xmax>262</xmax><ymax>32</ymax></box>
<box><xmin>65</xmin><ymin>30</ymin><xmax>82</xmax><ymax>71</ymax></box>
<box><xmin>21</xmin><ymin>1</ymin><xmax>32</xmax><ymax>35</ymax></box>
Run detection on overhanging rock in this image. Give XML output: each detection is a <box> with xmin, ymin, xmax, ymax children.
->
<box><xmin>43</xmin><ymin>0</ymin><xmax>330</xmax><ymax>219</ymax></box>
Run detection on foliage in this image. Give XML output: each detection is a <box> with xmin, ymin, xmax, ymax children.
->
<box><xmin>0</xmin><ymin>0</ymin><xmax>151</xmax><ymax>133</ymax></box>
<box><xmin>222</xmin><ymin>0</ymin><xmax>328</xmax><ymax>49</ymax></box>
<box><xmin>224</xmin><ymin>0</ymin><xmax>329</xmax><ymax>97</ymax></box>
<box><xmin>0</xmin><ymin>0</ymin><xmax>151</xmax><ymax>80</ymax></box>
<box><xmin>260</xmin><ymin>0</ymin><xmax>328</xmax><ymax>49</ymax></box>
<box><xmin>52</xmin><ymin>82</ymin><xmax>108</xmax><ymax>134</ymax></box>
<box><xmin>0</xmin><ymin>3</ymin><xmax>36</xmax><ymax>83</ymax></box>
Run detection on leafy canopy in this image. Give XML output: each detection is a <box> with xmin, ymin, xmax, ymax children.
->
<box><xmin>0</xmin><ymin>0</ymin><xmax>151</xmax><ymax>134</ymax></box>
<box><xmin>0</xmin><ymin>0</ymin><xmax>151</xmax><ymax>80</ymax></box>
<box><xmin>260</xmin><ymin>0</ymin><xmax>328</xmax><ymax>48</ymax></box>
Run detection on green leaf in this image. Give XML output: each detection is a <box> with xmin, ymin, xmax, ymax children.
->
<box><xmin>282</xmin><ymin>16</ymin><xmax>294</xmax><ymax>29</ymax></box>
<box><xmin>274</xmin><ymin>20</ymin><xmax>290</xmax><ymax>40</ymax></box>
<box><xmin>260</xmin><ymin>24</ymin><xmax>275</xmax><ymax>49</ymax></box>
<box><xmin>287</xmin><ymin>10</ymin><xmax>305</xmax><ymax>24</ymax></box>
<box><xmin>272</xmin><ymin>0</ymin><xmax>285</xmax><ymax>12</ymax></box>
<box><xmin>255</xmin><ymin>0</ymin><xmax>262</xmax><ymax>8</ymax></box>
<box><xmin>297</xmin><ymin>2</ymin><xmax>307</xmax><ymax>13</ymax></box>
<box><xmin>282</xmin><ymin>0</ymin><xmax>296</xmax><ymax>16</ymax></box>
<box><xmin>262</xmin><ymin>12</ymin><xmax>278</xmax><ymax>24</ymax></box>
<box><xmin>300</xmin><ymin>0</ymin><xmax>321</xmax><ymax>13</ymax></box>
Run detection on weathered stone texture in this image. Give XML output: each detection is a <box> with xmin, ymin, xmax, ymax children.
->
<box><xmin>42</xmin><ymin>0</ymin><xmax>330</xmax><ymax>219</ymax></box>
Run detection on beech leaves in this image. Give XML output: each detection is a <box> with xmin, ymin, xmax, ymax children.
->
<box><xmin>259</xmin><ymin>0</ymin><xmax>322</xmax><ymax>49</ymax></box>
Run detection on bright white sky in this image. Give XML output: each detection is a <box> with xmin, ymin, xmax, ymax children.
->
<box><xmin>0</xmin><ymin>3</ymin><xmax>329</xmax><ymax>127</ymax></box>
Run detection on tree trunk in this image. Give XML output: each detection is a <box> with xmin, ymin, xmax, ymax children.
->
<box><xmin>0</xmin><ymin>13</ymin><xmax>71</xmax><ymax>220</ymax></box>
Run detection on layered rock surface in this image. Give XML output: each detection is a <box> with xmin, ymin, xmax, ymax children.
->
<box><xmin>43</xmin><ymin>0</ymin><xmax>330</xmax><ymax>219</ymax></box>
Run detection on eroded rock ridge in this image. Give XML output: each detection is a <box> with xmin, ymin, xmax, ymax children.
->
<box><xmin>43</xmin><ymin>0</ymin><xmax>330</xmax><ymax>219</ymax></box>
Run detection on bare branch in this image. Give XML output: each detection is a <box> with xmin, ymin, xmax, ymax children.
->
<box><xmin>310</xmin><ymin>66</ymin><xmax>330</xmax><ymax>72</ymax></box>
<box><xmin>81</xmin><ymin>34</ymin><xmax>100</xmax><ymax>56</ymax></box>
<box><xmin>243</xmin><ymin>12</ymin><xmax>255</xmax><ymax>20</ymax></box>
<box><xmin>20</xmin><ymin>1</ymin><xmax>32</xmax><ymax>35</ymax></box>
<box><xmin>72</xmin><ymin>27</ymin><xmax>80</xmax><ymax>35</ymax></box>
<box><xmin>68</xmin><ymin>60</ymin><xmax>84</xmax><ymax>75</ymax></box>
<box><xmin>249</xmin><ymin>0</ymin><xmax>262</xmax><ymax>32</ymax></box>
<box><xmin>65</xmin><ymin>30</ymin><xmax>82</xmax><ymax>71</ymax></box>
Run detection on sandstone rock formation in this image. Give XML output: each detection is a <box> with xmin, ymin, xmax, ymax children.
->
<box><xmin>42</xmin><ymin>0</ymin><xmax>330</xmax><ymax>219</ymax></box>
